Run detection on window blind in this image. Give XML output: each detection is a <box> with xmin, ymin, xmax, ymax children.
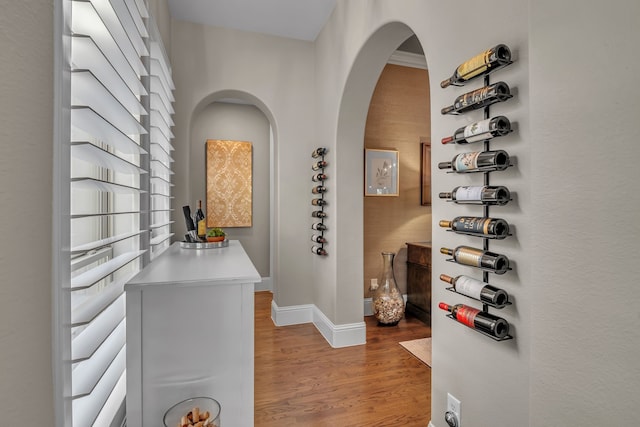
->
<box><xmin>61</xmin><ymin>0</ymin><xmax>174</xmax><ymax>425</ymax></box>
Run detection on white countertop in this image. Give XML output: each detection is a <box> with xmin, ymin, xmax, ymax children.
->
<box><xmin>125</xmin><ymin>240</ymin><xmax>261</xmax><ymax>290</ymax></box>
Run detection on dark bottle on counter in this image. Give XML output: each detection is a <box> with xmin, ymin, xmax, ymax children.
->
<box><xmin>311</xmin><ymin>234</ymin><xmax>327</xmax><ymax>244</ymax></box>
<box><xmin>311</xmin><ymin>198</ymin><xmax>327</xmax><ymax>206</ymax></box>
<box><xmin>439</xmin><ymin>185</ymin><xmax>511</xmax><ymax>205</ymax></box>
<box><xmin>311</xmin><ymin>245</ymin><xmax>328</xmax><ymax>256</ymax></box>
<box><xmin>439</xmin><ymin>217</ymin><xmax>510</xmax><ymax>239</ymax></box>
<box><xmin>439</xmin><ymin>302</ymin><xmax>510</xmax><ymax>339</ymax></box>
<box><xmin>312</xmin><ymin>222</ymin><xmax>327</xmax><ymax>231</ymax></box>
<box><xmin>312</xmin><ymin>211</ymin><xmax>327</xmax><ymax>218</ymax></box>
<box><xmin>441</xmin><ymin>81</ymin><xmax>511</xmax><ymax>115</ymax></box>
<box><xmin>441</xmin><ymin>116</ymin><xmax>511</xmax><ymax>145</ymax></box>
<box><xmin>312</xmin><ymin>185</ymin><xmax>327</xmax><ymax>194</ymax></box>
<box><xmin>312</xmin><ymin>160</ymin><xmax>328</xmax><ymax>170</ymax></box>
<box><xmin>440</xmin><ymin>44</ymin><xmax>512</xmax><ymax>88</ymax></box>
<box><xmin>312</xmin><ymin>147</ymin><xmax>328</xmax><ymax>158</ymax></box>
<box><xmin>440</xmin><ymin>245</ymin><xmax>510</xmax><ymax>274</ymax></box>
<box><xmin>438</xmin><ymin>150</ymin><xmax>510</xmax><ymax>172</ymax></box>
<box><xmin>312</xmin><ymin>173</ymin><xmax>327</xmax><ymax>182</ymax></box>
<box><xmin>440</xmin><ymin>274</ymin><xmax>509</xmax><ymax>307</ymax></box>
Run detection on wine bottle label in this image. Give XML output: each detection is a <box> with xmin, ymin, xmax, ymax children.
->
<box><xmin>453</xmin><ymin>152</ymin><xmax>480</xmax><ymax>171</ymax></box>
<box><xmin>197</xmin><ymin>219</ymin><xmax>206</xmax><ymax>237</ymax></box>
<box><xmin>455</xmin><ymin>305</ymin><xmax>480</xmax><ymax>329</ymax></box>
<box><xmin>454</xmin><ymin>247</ymin><xmax>484</xmax><ymax>267</ymax></box>
<box><xmin>455</xmin><ymin>276</ymin><xmax>484</xmax><ymax>300</ymax></box>
<box><xmin>457</xmin><ymin>48</ymin><xmax>492</xmax><ymax>80</ymax></box>
<box><xmin>464</xmin><ymin>118</ymin><xmax>493</xmax><ymax>143</ymax></box>
<box><xmin>454</xmin><ymin>186</ymin><xmax>484</xmax><ymax>201</ymax></box>
<box><xmin>454</xmin><ymin>217</ymin><xmax>492</xmax><ymax>235</ymax></box>
<box><xmin>455</xmin><ymin>86</ymin><xmax>491</xmax><ymax>110</ymax></box>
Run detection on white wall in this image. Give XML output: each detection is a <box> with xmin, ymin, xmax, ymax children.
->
<box><xmin>0</xmin><ymin>0</ymin><xmax>55</xmax><ymax>422</ymax></box>
<box><xmin>190</xmin><ymin>102</ymin><xmax>271</xmax><ymax>277</ymax></box>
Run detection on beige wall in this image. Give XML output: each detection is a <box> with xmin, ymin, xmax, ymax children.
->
<box><xmin>0</xmin><ymin>0</ymin><xmax>55</xmax><ymax>422</ymax></box>
<box><xmin>363</xmin><ymin>64</ymin><xmax>432</xmax><ymax>296</ymax></box>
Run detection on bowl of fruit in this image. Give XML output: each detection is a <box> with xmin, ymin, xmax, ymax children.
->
<box><xmin>206</xmin><ymin>227</ymin><xmax>226</xmax><ymax>243</ymax></box>
<box><xmin>163</xmin><ymin>397</ymin><xmax>221</xmax><ymax>427</ymax></box>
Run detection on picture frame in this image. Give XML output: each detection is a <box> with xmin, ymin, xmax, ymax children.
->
<box><xmin>420</xmin><ymin>138</ymin><xmax>431</xmax><ymax>205</ymax></box>
<box><xmin>364</xmin><ymin>148</ymin><xmax>399</xmax><ymax>196</ymax></box>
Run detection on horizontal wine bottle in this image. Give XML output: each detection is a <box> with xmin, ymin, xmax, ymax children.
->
<box><xmin>439</xmin><ymin>302</ymin><xmax>510</xmax><ymax>339</ymax></box>
<box><xmin>440</xmin><ymin>44</ymin><xmax>512</xmax><ymax>88</ymax></box>
<box><xmin>441</xmin><ymin>81</ymin><xmax>511</xmax><ymax>115</ymax></box>
<box><xmin>312</xmin><ymin>173</ymin><xmax>327</xmax><ymax>182</ymax></box>
<box><xmin>440</xmin><ymin>274</ymin><xmax>509</xmax><ymax>306</ymax></box>
<box><xmin>441</xmin><ymin>116</ymin><xmax>511</xmax><ymax>145</ymax></box>
<box><xmin>312</xmin><ymin>160</ymin><xmax>328</xmax><ymax>170</ymax></box>
<box><xmin>311</xmin><ymin>222</ymin><xmax>327</xmax><ymax>231</ymax></box>
<box><xmin>438</xmin><ymin>150</ymin><xmax>510</xmax><ymax>172</ymax></box>
<box><xmin>311</xmin><ymin>198</ymin><xmax>327</xmax><ymax>206</ymax></box>
<box><xmin>312</xmin><ymin>210</ymin><xmax>327</xmax><ymax>218</ymax></box>
<box><xmin>439</xmin><ymin>185</ymin><xmax>511</xmax><ymax>205</ymax></box>
<box><xmin>311</xmin><ymin>245</ymin><xmax>327</xmax><ymax>256</ymax></box>
<box><xmin>440</xmin><ymin>245</ymin><xmax>510</xmax><ymax>274</ymax></box>
<box><xmin>439</xmin><ymin>216</ymin><xmax>510</xmax><ymax>239</ymax></box>
<box><xmin>312</xmin><ymin>147</ymin><xmax>328</xmax><ymax>158</ymax></box>
<box><xmin>312</xmin><ymin>185</ymin><xmax>327</xmax><ymax>194</ymax></box>
<box><xmin>311</xmin><ymin>234</ymin><xmax>326</xmax><ymax>244</ymax></box>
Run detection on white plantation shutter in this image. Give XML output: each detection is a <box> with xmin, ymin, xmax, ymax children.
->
<box><xmin>56</xmin><ymin>0</ymin><xmax>175</xmax><ymax>425</ymax></box>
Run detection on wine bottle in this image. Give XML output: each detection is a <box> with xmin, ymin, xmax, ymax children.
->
<box><xmin>312</xmin><ymin>160</ymin><xmax>328</xmax><ymax>170</ymax></box>
<box><xmin>311</xmin><ymin>234</ymin><xmax>326</xmax><ymax>244</ymax></box>
<box><xmin>312</xmin><ymin>222</ymin><xmax>327</xmax><ymax>231</ymax></box>
<box><xmin>182</xmin><ymin>205</ymin><xmax>198</xmax><ymax>242</ymax></box>
<box><xmin>439</xmin><ymin>217</ymin><xmax>510</xmax><ymax>239</ymax></box>
<box><xmin>311</xmin><ymin>245</ymin><xmax>328</xmax><ymax>256</ymax></box>
<box><xmin>312</xmin><ymin>173</ymin><xmax>327</xmax><ymax>182</ymax></box>
<box><xmin>440</xmin><ymin>44</ymin><xmax>512</xmax><ymax>88</ymax></box>
<box><xmin>440</xmin><ymin>245</ymin><xmax>510</xmax><ymax>274</ymax></box>
<box><xmin>195</xmin><ymin>200</ymin><xmax>206</xmax><ymax>239</ymax></box>
<box><xmin>440</xmin><ymin>274</ymin><xmax>509</xmax><ymax>306</ymax></box>
<box><xmin>439</xmin><ymin>185</ymin><xmax>511</xmax><ymax>205</ymax></box>
<box><xmin>312</xmin><ymin>210</ymin><xmax>327</xmax><ymax>218</ymax></box>
<box><xmin>311</xmin><ymin>198</ymin><xmax>327</xmax><ymax>206</ymax></box>
<box><xmin>441</xmin><ymin>116</ymin><xmax>511</xmax><ymax>145</ymax></box>
<box><xmin>312</xmin><ymin>147</ymin><xmax>328</xmax><ymax>158</ymax></box>
<box><xmin>438</xmin><ymin>150</ymin><xmax>510</xmax><ymax>172</ymax></box>
<box><xmin>441</xmin><ymin>81</ymin><xmax>511</xmax><ymax>115</ymax></box>
<box><xmin>312</xmin><ymin>185</ymin><xmax>327</xmax><ymax>194</ymax></box>
<box><xmin>438</xmin><ymin>302</ymin><xmax>510</xmax><ymax>339</ymax></box>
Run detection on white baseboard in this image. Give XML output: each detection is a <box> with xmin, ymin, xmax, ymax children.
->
<box><xmin>312</xmin><ymin>305</ymin><xmax>366</xmax><ymax>348</ymax></box>
<box><xmin>255</xmin><ymin>276</ymin><xmax>272</xmax><ymax>292</ymax></box>
<box><xmin>271</xmin><ymin>300</ymin><xmax>366</xmax><ymax>348</ymax></box>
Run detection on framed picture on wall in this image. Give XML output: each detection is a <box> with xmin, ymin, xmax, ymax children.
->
<box><xmin>420</xmin><ymin>138</ymin><xmax>431</xmax><ymax>205</ymax></box>
<box><xmin>364</xmin><ymin>148</ymin><xmax>399</xmax><ymax>196</ymax></box>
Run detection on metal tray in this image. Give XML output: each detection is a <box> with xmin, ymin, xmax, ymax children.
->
<box><xmin>179</xmin><ymin>239</ymin><xmax>229</xmax><ymax>249</ymax></box>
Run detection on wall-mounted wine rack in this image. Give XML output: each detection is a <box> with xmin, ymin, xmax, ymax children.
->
<box><xmin>311</xmin><ymin>147</ymin><xmax>328</xmax><ymax>256</ymax></box>
<box><xmin>439</xmin><ymin>44</ymin><xmax>515</xmax><ymax>341</ymax></box>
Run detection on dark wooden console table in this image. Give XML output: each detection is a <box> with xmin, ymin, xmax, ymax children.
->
<box><xmin>406</xmin><ymin>242</ymin><xmax>432</xmax><ymax>325</ymax></box>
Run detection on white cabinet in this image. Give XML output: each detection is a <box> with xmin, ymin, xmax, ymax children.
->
<box><xmin>125</xmin><ymin>241</ymin><xmax>260</xmax><ymax>427</ymax></box>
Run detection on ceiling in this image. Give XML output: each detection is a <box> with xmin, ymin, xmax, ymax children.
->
<box><xmin>166</xmin><ymin>0</ymin><xmax>337</xmax><ymax>41</ymax></box>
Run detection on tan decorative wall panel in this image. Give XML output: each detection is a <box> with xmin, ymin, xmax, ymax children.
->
<box><xmin>206</xmin><ymin>139</ymin><xmax>253</xmax><ymax>227</ymax></box>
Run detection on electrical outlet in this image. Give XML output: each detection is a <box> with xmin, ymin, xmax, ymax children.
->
<box><xmin>447</xmin><ymin>393</ymin><xmax>461</xmax><ymax>427</ymax></box>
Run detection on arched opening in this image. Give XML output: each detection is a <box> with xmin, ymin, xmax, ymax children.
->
<box><xmin>335</xmin><ymin>22</ymin><xmax>430</xmax><ymax>327</ymax></box>
<box><xmin>189</xmin><ymin>90</ymin><xmax>278</xmax><ymax>290</ymax></box>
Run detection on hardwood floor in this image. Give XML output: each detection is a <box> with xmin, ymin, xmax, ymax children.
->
<box><xmin>254</xmin><ymin>291</ymin><xmax>432</xmax><ymax>426</ymax></box>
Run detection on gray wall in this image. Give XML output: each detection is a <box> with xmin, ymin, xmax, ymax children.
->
<box><xmin>189</xmin><ymin>102</ymin><xmax>271</xmax><ymax>277</ymax></box>
<box><xmin>0</xmin><ymin>0</ymin><xmax>54</xmax><ymax>422</ymax></box>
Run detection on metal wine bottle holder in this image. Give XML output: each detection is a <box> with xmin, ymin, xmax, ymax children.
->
<box><xmin>440</xmin><ymin>45</ymin><xmax>516</xmax><ymax>341</ymax></box>
<box><xmin>311</xmin><ymin>148</ymin><xmax>328</xmax><ymax>256</ymax></box>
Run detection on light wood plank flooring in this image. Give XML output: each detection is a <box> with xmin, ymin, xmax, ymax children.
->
<box><xmin>254</xmin><ymin>291</ymin><xmax>432</xmax><ymax>426</ymax></box>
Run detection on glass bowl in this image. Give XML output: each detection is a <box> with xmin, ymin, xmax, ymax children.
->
<box><xmin>163</xmin><ymin>397</ymin><xmax>221</xmax><ymax>427</ymax></box>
